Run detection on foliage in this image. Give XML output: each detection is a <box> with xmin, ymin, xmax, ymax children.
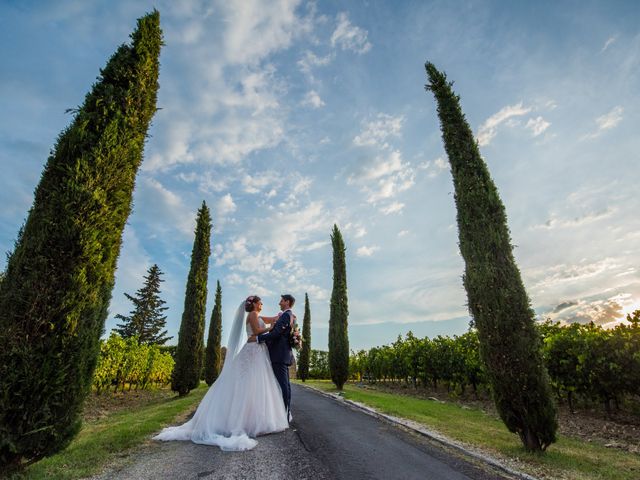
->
<box><xmin>204</xmin><ymin>280</ymin><xmax>223</xmax><ymax>386</ymax></box>
<box><xmin>349</xmin><ymin>316</ymin><xmax>640</xmax><ymax>416</ymax></box>
<box><xmin>0</xmin><ymin>11</ymin><xmax>162</xmax><ymax>470</ymax></box>
<box><xmin>307</xmin><ymin>350</ymin><xmax>330</xmax><ymax>379</ymax></box>
<box><xmin>113</xmin><ymin>264</ymin><xmax>172</xmax><ymax>345</ymax></box>
<box><xmin>425</xmin><ymin>61</ymin><xmax>557</xmax><ymax>451</ymax></box>
<box><xmin>93</xmin><ymin>333</ymin><xmax>174</xmax><ymax>394</ymax></box>
<box><xmin>297</xmin><ymin>293</ymin><xmax>312</xmax><ymax>381</ymax></box>
<box><xmin>329</xmin><ymin>224</ymin><xmax>349</xmax><ymax>389</ymax></box>
<box><xmin>171</xmin><ymin>202</ymin><xmax>211</xmax><ymax>396</ymax></box>
<box><xmin>541</xmin><ymin>317</ymin><xmax>640</xmax><ymax>413</ymax></box>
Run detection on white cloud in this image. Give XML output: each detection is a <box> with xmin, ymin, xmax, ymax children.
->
<box><xmin>242</xmin><ymin>170</ymin><xmax>283</xmax><ymax>194</ymax></box>
<box><xmin>302</xmin><ymin>89</ymin><xmax>325</xmax><ymax>108</ymax></box>
<box><xmin>348</xmin><ymin>150</ymin><xmax>404</xmax><ymax>183</ymax></box>
<box><xmin>477</xmin><ymin>102</ymin><xmax>532</xmax><ymax>146</ymax></box>
<box><xmin>220</xmin><ymin>0</ymin><xmax>312</xmax><ymax>65</ymax></box>
<box><xmin>216</xmin><ymin>193</ymin><xmax>237</xmax><ymax>218</ymax></box>
<box><xmin>581</xmin><ymin>106</ymin><xmax>624</xmax><ymax>140</ymax></box>
<box><xmin>344</xmin><ymin>223</ymin><xmax>367</xmax><ymax>238</ymax></box>
<box><xmin>601</xmin><ymin>35</ymin><xmax>617</xmax><ymax>52</ymax></box>
<box><xmin>596</xmin><ymin>106</ymin><xmax>624</xmax><ymax>130</ymax></box>
<box><xmin>533</xmin><ymin>258</ymin><xmax>620</xmax><ymax>290</ymax></box>
<box><xmin>419</xmin><ymin>156</ymin><xmax>449</xmax><ymax>178</ymax></box>
<box><xmin>356</xmin><ymin>245</ymin><xmax>379</xmax><ymax>257</ymax></box>
<box><xmin>297</xmin><ymin>50</ymin><xmax>334</xmax><ymax>79</ymax></box>
<box><xmin>331</xmin><ymin>12</ymin><xmax>372</xmax><ymax>54</ymax></box>
<box><xmin>353</xmin><ymin>113</ymin><xmax>404</xmax><ymax>148</ymax></box>
<box><xmin>548</xmin><ymin>294</ymin><xmax>629</xmax><ymax>325</ymax></box>
<box><xmin>137</xmin><ymin>177</ymin><xmax>194</xmax><ymax>236</ymax></box>
<box><xmin>532</xmin><ymin>207</ymin><xmax>615</xmax><ymax>230</ymax></box>
<box><xmin>367</xmin><ymin>166</ymin><xmax>415</xmax><ymax>203</ymax></box>
<box><xmin>398</xmin><ymin>230</ymin><xmax>409</xmax><ymax>237</ymax></box>
<box><xmin>526</xmin><ymin>116</ymin><xmax>551</xmax><ymax>137</ymax></box>
<box><xmin>380</xmin><ymin>201</ymin><xmax>404</xmax><ymax>215</ymax></box>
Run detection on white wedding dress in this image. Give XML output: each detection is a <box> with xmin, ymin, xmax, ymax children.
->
<box><xmin>152</xmin><ymin>305</ymin><xmax>288</xmax><ymax>451</ymax></box>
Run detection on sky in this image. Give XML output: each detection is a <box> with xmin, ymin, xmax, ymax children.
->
<box><xmin>1</xmin><ymin>0</ymin><xmax>639</xmax><ymax>351</ymax></box>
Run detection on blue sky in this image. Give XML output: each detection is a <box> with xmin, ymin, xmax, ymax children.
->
<box><xmin>1</xmin><ymin>0</ymin><xmax>639</xmax><ymax>351</ymax></box>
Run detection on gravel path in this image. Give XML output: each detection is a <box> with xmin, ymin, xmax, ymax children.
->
<box><xmin>89</xmin><ymin>426</ymin><xmax>330</xmax><ymax>480</ymax></box>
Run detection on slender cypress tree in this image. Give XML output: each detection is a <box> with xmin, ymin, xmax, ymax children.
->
<box><xmin>329</xmin><ymin>225</ymin><xmax>349</xmax><ymax>390</ymax></box>
<box><xmin>172</xmin><ymin>202</ymin><xmax>211</xmax><ymax>396</ymax></box>
<box><xmin>298</xmin><ymin>293</ymin><xmax>312</xmax><ymax>381</ymax></box>
<box><xmin>0</xmin><ymin>12</ymin><xmax>162</xmax><ymax>469</ymax></box>
<box><xmin>113</xmin><ymin>264</ymin><xmax>172</xmax><ymax>345</ymax></box>
<box><xmin>204</xmin><ymin>280</ymin><xmax>223</xmax><ymax>386</ymax></box>
<box><xmin>424</xmin><ymin>62</ymin><xmax>557</xmax><ymax>451</ymax></box>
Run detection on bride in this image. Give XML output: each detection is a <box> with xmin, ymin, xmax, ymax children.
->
<box><xmin>152</xmin><ymin>295</ymin><xmax>289</xmax><ymax>451</ymax></box>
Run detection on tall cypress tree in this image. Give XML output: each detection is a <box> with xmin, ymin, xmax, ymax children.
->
<box><xmin>424</xmin><ymin>62</ymin><xmax>557</xmax><ymax>451</ymax></box>
<box><xmin>329</xmin><ymin>225</ymin><xmax>349</xmax><ymax>390</ymax></box>
<box><xmin>0</xmin><ymin>12</ymin><xmax>162</xmax><ymax>470</ymax></box>
<box><xmin>172</xmin><ymin>202</ymin><xmax>211</xmax><ymax>396</ymax></box>
<box><xmin>204</xmin><ymin>280</ymin><xmax>223</xmax><ymax>386</ymax></box>
<box><xmin>113</xmin><ymin>264</ymin><xmax>172</xmax><ymax>345</ymax></box>
<box><xmin>298</xmin><ymin>293</ymin><xmax>312</xmax><ymax>381</ymax></box>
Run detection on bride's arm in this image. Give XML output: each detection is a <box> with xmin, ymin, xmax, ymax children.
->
<box><xmin>259</xmin><ymin>313</ymin><xmax>281</xmax><ymax>324</ymax></box>
<box><xmin>247</xmin><ymin>312</ymin><xmax>270</xmax><ymax>335</ymax></box>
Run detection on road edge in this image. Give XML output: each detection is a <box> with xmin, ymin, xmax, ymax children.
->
<box><xmin>295</xmin><ymin>383</ymin><xmax>539</xmax><ymax>480</ymax></box>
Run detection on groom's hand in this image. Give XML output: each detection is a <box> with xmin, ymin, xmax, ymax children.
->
<box><xmin>248</xmin><ymin>335</ymin><xmax>257</xmax><ymax>343</ymax></box>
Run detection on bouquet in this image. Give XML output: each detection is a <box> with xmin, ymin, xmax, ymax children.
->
<box><xmin>289</xmin><ymin>319</ymin><xmax>302</xmax><ymax>351</ymax></box>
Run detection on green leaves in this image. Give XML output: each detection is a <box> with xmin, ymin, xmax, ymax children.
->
<box><xmin>0</xmin><ymin>11</ymin><xmax>162</xmax><ymax>469</ymax></box>
<box><xmin>329</xmin><ymin>225</ymin><xmax>349</xmax><ymax>390</ymax></box>
<box><xmin>297</xmin><ymin>293</ymin><xmax>312</xmax><ymax>381</ymax></box>
<box><xmin>425</xmin><ymin>62</ymin><xmax>557</xmax><ymax>451</ymax></box>
<box><xmin>204</xmin><ymin>280</ymin><xmax>223</xmax><ymax>386</ymax></box>
<box><xmin>172</xmin><ymin>202</ymin><xmax>212</xmax><ymax>396</ymax></box>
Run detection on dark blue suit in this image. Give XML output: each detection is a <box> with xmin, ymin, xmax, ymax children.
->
<box><xmin>257</xmin><ymin>310</ymin><xmax>294</xmax><ymax>416</ymax></box>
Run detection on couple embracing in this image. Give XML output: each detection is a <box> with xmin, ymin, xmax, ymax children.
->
<box><xmin>153</xmin><ymin>294</ymin><xmax>297</xmax><ymax>451</ymax></box>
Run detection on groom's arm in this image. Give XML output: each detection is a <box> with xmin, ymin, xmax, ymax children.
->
<box><xmin>257</xmin><ymin>312</ymin><xmax>290</xmax><ymax>344</ymax></box>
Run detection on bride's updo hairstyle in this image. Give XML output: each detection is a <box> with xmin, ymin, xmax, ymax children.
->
<box><xmin>244</xmin><ymin>295</ymin><xmax>261</xmax><ymax>312</ymax></box>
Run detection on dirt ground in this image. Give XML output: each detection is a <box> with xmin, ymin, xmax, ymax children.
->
<box><xmin>82</xmin><ymin>386</ymin><xmax>176</xmax><ymax>423</ymax></box>
<box><xmin>355</xmin><ymin>382</ymin><xmax>640</xmax><ymax>454</ymax></box>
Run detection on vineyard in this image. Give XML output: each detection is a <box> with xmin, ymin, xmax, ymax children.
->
<box><xmin>343</xmin><ymin>315</ymin><xmax>640</xmax><ymax>414</ymax></box>
<box><xmin>93</xmin><ymin>333</ymin><xmax>174</xmax><ymax>394</ymax></box>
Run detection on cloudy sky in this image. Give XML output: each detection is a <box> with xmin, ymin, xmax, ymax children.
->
<box><xmin>1</xmin><ymin>0</ymin><xmax>639</xmax><ymax>350</ymax></box>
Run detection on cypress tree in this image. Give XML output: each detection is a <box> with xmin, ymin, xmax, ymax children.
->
<box><xmin>298</xmin><ymin>293</ymin><xmax>312</xmax><ymax>381</ymax></box>
<box><xmin>171</xmin><ymin>202</ymin><xmax>211</xmax><ymax>396</ymax></box>
<box><xmin>0</xmin><ymin>12</ymin><xmax>162</xmax><ymax>469</ymax></box>
<box><xmin>329</xmin><ymin>225</ymin><xmax>349</xmax><ymax>390</ymax></box>
<box><xmin>204</xmin><ymin>280</ymin><xmax>223</xmax><ymax>386</ymax></box>
<box><xmin>113</xmin><ymin>264</ymin><xmax>172</xmax><ymax>345</ymax></box>
<box><xmin>424</xmin><ymin>62</ymin><xmax>557</xmax><ymax>451</ymax></box>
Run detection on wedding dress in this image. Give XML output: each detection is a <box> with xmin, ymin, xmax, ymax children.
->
<box><xmin>152</xmin><ymin>303</ymin><xmax>289</xmax><ymax>451</ymax></box>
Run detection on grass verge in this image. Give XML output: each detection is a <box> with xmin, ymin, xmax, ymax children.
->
<box><xmin>296</xmin><ymin>380</ymin><xmax>640</xmax><ymax>480</ymax></box>
<box><xmin>11</xmin><ymin>383</ymin><xmax>208</xmax><ymax>480</ymax></box>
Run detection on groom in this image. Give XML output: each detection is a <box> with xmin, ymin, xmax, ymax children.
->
<box><xmin>249</xmin><ymin>294</ymin><xmax>295</xmax><ymax>420</ymax></box>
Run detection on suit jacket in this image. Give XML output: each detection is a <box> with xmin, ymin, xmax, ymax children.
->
<box><xmin>257</xmin><ymin>310</ymin><xmax>294</xmax><ymax>365</ymax></box>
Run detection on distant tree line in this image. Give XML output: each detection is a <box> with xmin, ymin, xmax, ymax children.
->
<box><xmin>347</xmin><ymin>314</ymin><xmax>640</xmax><ymax>415</ymax></box>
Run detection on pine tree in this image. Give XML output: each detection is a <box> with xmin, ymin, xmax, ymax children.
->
<box><xmin>171</xmin><ymin>202</ymin><xmax>211</xmax><ymax>396</ymax></box>
<box><xmin>0</xmin><ymin>12</ymin><xmax>162</xmax><ymax>470</ymax></box>
<box><xmin>204</xmin><ymin>280</ymin><xmax>223</xmax><ymax>386</ymax></box>
<box><xmin>329</xmin><ymin>225</ymin><xmax>349</xmax><ymax>390</ymax></box>
<box><xmin>424</xmin><ymin>62</ymin><xmax>558</xmax><ymax>451</ymax></box>
<box><xmin>113</xmin><ymin>264</ymin><xmax>172</xmax><ymax>345</ymax></box>
<box><xmin>298</xmin><ymin>293</ymin><xmax>312</xmax><ymax>381</ymax></box>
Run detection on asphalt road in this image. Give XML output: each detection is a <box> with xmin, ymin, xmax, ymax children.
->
<box><xmin>91</xmin><ymin>384</ymin><xmax>514</xmax><ymax>480</ymax></box>
<box><xmin>291</xmin><ymin>383</ymin><xmax>511</xmax><ymax>480</ymax></box>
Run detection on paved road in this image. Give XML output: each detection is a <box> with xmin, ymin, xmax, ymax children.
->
<box><xmin>91</xmin><ymin>384</ymin><xmax>514</xmax><ymax>480</ymax></box>
<box><xmin>291</xmin><ymin>384</ymin><xmax>510</xmax><ymax>480</ymax></box>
